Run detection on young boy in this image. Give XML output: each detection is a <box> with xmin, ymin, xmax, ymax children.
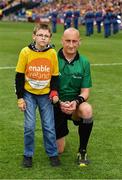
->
<box><xmin>15</xmin><ymin>24</ymin><xmax>60</xmax><ymax>168</ymax></box>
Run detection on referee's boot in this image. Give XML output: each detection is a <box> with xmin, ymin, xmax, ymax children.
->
<box><xmin>77</xmin><ymin>149</ymin><xmax>90</xmax><ymax>167</ymax></box>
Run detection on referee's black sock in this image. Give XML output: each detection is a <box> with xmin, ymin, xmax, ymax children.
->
<box><xmin>78</xmin><ymin>118</ymin><xmax>93</xmax><ymax>153</ymax></box>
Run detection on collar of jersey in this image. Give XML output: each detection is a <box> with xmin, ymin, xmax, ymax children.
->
<box><xmin>28</xmin><ymin>42</ymin><xmax>55</xmax><ymax>52</ymax></box>
<box><xmin>58</xmin><ymin>48</ymin><xmax>79</xmax><ymax>64</ymax></box>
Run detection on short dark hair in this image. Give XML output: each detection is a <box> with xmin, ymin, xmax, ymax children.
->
<box><xmin>33</xmin><ymin>24</ymin><xmax>52</xmax><ymax>37</ymax></box>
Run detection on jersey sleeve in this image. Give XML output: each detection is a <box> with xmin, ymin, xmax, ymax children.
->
<box><xmin>81</xmin><ymin>59</ymin><xmax>92</xmax><ymax>88</ymax></box>
<box><xmin>16</xmin><ymin>47</ymin><xmax>28</xmax><ymax>73</ymax></box>
<box><xmin>51</xmin><ymin>49</ymin><xmax>59</xmax><ymax>76</ymax></box>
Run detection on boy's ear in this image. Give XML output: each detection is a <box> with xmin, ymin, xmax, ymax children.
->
<box><xmin>48</xmin><ymin>38</ymin><xmax>51</xmax><ymax>43</ymax></box>
<box><xmin>32</xmin><ymin>34</ymin><xmax>35</xmax><ymax>41</ymax></box>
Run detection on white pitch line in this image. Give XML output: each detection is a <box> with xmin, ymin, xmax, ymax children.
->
<box><xmin>0</xmin><ymin>66</ymin><xmax>15</xmax><ymax>70</ymax></box>
<box><xmin>91</xmin><ymin>63</ymin><xmax>122</xmax><ymax>66</ymax></box>
<box><xmin>0</xmin><ymin>63</ymin><xmax>122</xmax><ymax>70</ymax></box>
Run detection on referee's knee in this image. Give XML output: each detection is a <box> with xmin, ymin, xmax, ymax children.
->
<box><xmin>79</xmin><ymin>102</ymin><xmax>92</xmax><ymax>119</ymax></box>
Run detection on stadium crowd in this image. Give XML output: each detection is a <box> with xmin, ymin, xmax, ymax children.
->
<box><xmin>0</xmin><ymin>0</ymin><xmax>122</xmax><ymax>37</ymax></box>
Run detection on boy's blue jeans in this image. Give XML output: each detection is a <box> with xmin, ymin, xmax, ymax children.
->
<box><xmin>23</xmin><ymin>91</ymin><xmax>58</xmax><ymax>157</ymax></box>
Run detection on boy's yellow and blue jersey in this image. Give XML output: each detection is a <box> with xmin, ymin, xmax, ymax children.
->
<box><xmin>58</xmin><ymin>49</ymin><xmax>92</xmax><ymax>101</ymax></box>
<box><xmin>16</xmin><ymin>46</ymin><xmax>59</xmax><ymax>95</ymax></box>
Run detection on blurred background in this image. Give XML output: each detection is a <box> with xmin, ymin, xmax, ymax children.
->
<box><xmin>0</xmin><ymin>0</ymin><xmax>122</xmax><ymax>36</ymax></box>
<box><xmin>0</xmin><ymin>1</ymin><xmax>122</xmax><ymax>179</ymax></box>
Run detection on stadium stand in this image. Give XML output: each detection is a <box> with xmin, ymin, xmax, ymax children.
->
<box><xmin>0</xmin><ymin>0</ymin><xmax>121</xmax><ymax>33</ymax></box>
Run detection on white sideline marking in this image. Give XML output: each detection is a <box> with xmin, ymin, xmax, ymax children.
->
<box><xmin>0</xmin><ymin>66</ymin><xmax>15</xmax><ymax>70</ymax></box>
<box><xmin>0</xmin><ymin>63</ymin><xmax>122</xmax><ymax>70</ymax></box>
<box><xmin>91</xmin><ymin>63</ymin><xmax>122</xmax><ymax>66</ymax></box>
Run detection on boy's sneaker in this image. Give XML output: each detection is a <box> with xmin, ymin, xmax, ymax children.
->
<box><xmin>23</xmin><ymin>155</ymin><xmax>32</xmax><ymax>168</ymax></box>
<box><xmin>49</xmin><ymin>156</ymin><xmax>60</xmax><ymax>167</ymax></box>
<box><xmin>77</xmin><ymin>150</ymin><xmax>90</xmax><ymax>167</ymax></box>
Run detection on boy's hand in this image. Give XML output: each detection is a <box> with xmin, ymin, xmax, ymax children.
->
<box><xmin>17</xmin><ymin>98</ymin><xmax>26</xmax><ymax>111</ymax></box>
<box><xmin>49</xmin><ymin>90</ymin><xmax>59</xmax><ymax>104</ymax></box>
<box><xmin>52</xmin><ymin>96</ymin><xmax>59</xmax><ymax>104</ymax></box>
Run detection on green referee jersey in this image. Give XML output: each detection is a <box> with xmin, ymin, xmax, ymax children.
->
<box><xmin>58</xmin><ymin>49</ymin><xmax>92</xmax><ymax>101</ymax></box>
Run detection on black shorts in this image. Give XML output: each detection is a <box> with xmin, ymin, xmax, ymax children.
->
<box><xmin>54</xmin><ymin>105</ymin><xmax>82</xmax><ymax>139</ymax></box>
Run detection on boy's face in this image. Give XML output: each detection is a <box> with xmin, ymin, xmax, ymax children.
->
<box><xmin>33</xmin><ymin>29</ymin><xmax>51</xmax><ymax>49</ymax></box>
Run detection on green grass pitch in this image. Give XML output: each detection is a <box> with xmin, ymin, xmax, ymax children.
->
<box><xmin>0</xmin><ymin>21</ymin><xmax>122</xmax><ymax>179</ymax></box>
